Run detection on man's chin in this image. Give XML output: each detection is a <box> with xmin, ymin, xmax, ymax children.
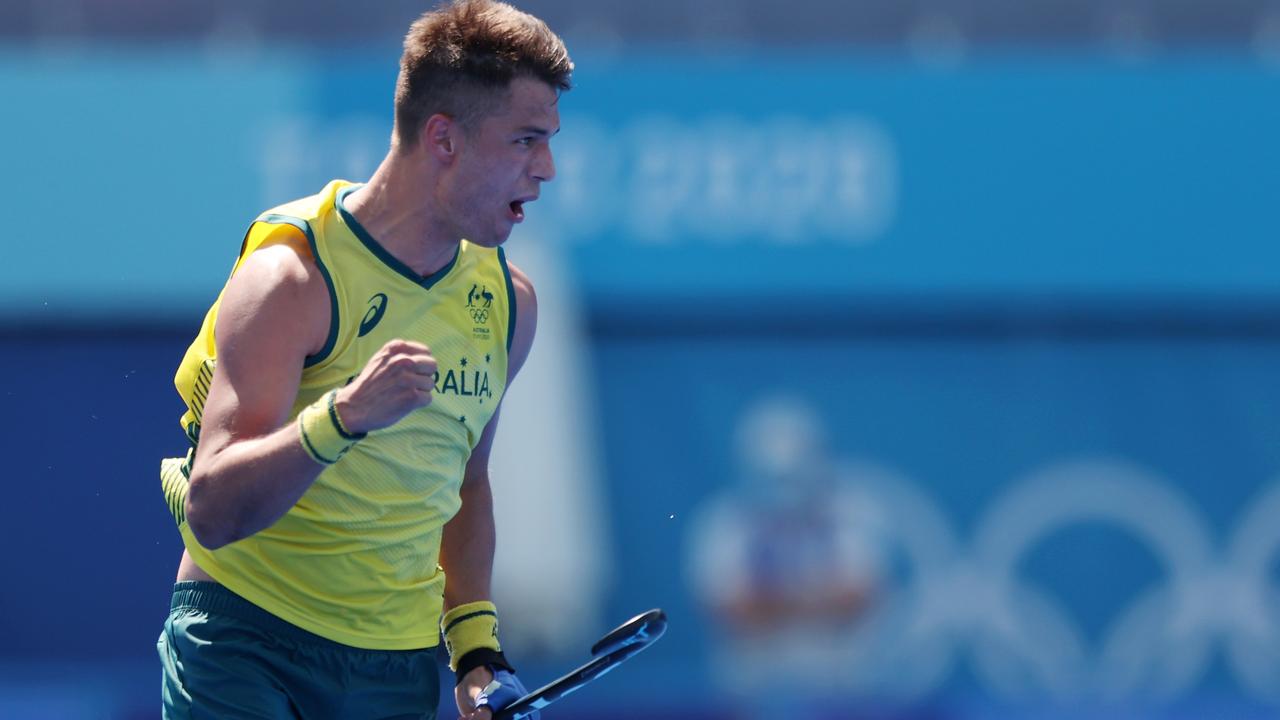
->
<box><xmin>471</xmin><ymin>231</ymin><xmax>512</xmax><ymax>248</ymax></box>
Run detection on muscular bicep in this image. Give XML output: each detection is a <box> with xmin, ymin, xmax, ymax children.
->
<box><xmin>194</xmin><ymin>241</ymin><xmax>329</xmax><ymax>462</ymax></box>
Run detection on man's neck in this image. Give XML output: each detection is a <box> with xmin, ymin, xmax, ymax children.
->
<box><xmin>343</xmin><ymin>152</ymin><xmax>458</xmax><ymax>279</ymax></box>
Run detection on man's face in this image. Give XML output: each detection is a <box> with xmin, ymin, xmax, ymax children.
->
<box><xmin>443</xmin><ymin>76</ymin><xmax>560</xmax><ymax>248</ymax></box>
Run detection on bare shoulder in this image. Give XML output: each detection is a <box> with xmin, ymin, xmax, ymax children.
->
<box><xmin>217</xmin><ymin>231</ymin><xmax>329</xmax><ymax>360</ymax></box>
<box><xmin>506</xmin><ymin>260</ymin><xmax>537</xmax><ymax>310</ymax></box>
<box><xmin>196</xmin><ymin>226</ymin><xmax>331</xmax><ymax>454</ymax></box>
<box><xmin>225</xmin><ymin>231</ymin><xmax>322</xmax><ymax>312</ymax></box>
<box><xmin>505</xmin><ymin>260</ymin><xmax>538</xmax><ymax>380</ymax></box>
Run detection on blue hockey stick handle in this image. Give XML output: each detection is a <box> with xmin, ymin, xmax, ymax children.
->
<box><xmin>492</xmin><ymin>609</ymin><xmax>667</xmax><ymax>720</ymax></box>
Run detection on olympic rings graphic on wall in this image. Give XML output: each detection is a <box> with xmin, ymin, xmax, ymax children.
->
<box><xmin>820</xmin><ymin>457</ymin><xmax>1280</xmax><ymax>704</ymax></box>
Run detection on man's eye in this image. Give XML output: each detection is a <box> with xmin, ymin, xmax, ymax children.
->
<box><xmin>517</xmin><ymin>137</ymin><xmax>533</xmax><ymax>146</ymax></box>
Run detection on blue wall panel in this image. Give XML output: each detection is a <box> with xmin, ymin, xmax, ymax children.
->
<box><xmin>2</xmin><ymin>52</ymin><xmax>1278</xmax><ymax>319</ymax></box>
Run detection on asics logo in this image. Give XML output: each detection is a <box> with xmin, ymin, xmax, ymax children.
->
<box><xmin>359</xmin><ymin>293</ymin><xmax>388</xmax><ymax>337</ymax></box>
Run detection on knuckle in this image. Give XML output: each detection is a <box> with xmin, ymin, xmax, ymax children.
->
<box><xmin>383</xmin><ymin>339</ymin><xmax>412</xmax><ymax>356</ymax></box>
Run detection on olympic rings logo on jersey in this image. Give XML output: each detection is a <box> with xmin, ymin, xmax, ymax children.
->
<box><xmin>466</xmin><ymin>283</ymin><xmax>494</xmax><ymax>325</ymax></box>
<box><xmin>829</xmin><ymin>458</ymin><xmax>1280</xmax><ymax>704</ymax></box>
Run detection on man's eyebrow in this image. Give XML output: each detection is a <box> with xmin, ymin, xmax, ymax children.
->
<box><xmin>517</xmin><ymin>126</ymin><xmax>560</xmax><ymax>137</ymax></box>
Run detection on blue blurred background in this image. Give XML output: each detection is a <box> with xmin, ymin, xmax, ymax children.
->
<box><xmin>4</xmin><ymin>0</ymin><xmax>1280</xmax><ymax>717</ymax></box>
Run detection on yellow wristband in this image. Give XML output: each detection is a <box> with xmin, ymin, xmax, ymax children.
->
<box><xmin>297</xmin><ymin>389</ymin><xmax>365</xmax><ymax>465</ymax></box>
<box><xmin>441</xmin><ymin>600</ymin><xmax>502</xmax><ymax>671</ymax></box>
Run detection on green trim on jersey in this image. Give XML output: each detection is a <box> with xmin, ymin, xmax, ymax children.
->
<box><xmin>498</xmin><ymin>247</ymin><xmax>517</xmax><ymax>353</ymax></box>
<box><xmin>335</xmin><ymin>184</ymin><xmax>460</xmax><ymax>290</ymax></box>
<box><xmin>258</xmin><ymin>214</ymin><xmax>340</xmax><ymax>368</ymax></box>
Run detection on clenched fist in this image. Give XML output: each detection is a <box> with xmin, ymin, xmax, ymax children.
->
<box><xmin>332</xmin><ymin>339</ymin><xmax>437</xmax><ymax>434</ymax></box>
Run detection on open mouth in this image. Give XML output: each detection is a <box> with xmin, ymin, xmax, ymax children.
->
<box><xmin>508</xmin><ymin>201</ymin><xmax>525</xmax><ymax>222</ymax></box>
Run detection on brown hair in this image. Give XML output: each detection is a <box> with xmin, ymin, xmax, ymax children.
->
<box><xmin>394</xmin><ymin>0</ymin><xmax>574</xmax><ymax>148</ymax></box>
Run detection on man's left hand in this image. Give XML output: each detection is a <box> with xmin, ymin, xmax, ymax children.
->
<box><xmin>456</xmin><ymin>665</ymin><xmax>538</xmax><ymax>720</ymax></box>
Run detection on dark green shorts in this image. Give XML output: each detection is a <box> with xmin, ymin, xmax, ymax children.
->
<box><xmin>157</xmin><ymin>581</ymin><xmax>439</xmax><ymax>720</ymax></box>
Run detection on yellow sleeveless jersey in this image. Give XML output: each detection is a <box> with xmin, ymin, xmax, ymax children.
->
<box><xmin>160</xmin><ymin>179</ymin><xmax>514</xmax><ymax>649</ymax></box>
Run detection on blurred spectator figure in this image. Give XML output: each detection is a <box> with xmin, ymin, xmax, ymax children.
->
<box><xmin>686</xmin><ymin>395</ymin><xmax>884</xmax><ymax>719</ymax></box>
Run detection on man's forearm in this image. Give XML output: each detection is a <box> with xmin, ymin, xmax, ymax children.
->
<box><xmin>440</xmin><ymin>471</ymin><xmax>497</xmax><ymax>609</ymax></box>
<box><xmin>185</xmin><ymin>420</ymin><xmax>327</xmax><ymax>550</ymax></box>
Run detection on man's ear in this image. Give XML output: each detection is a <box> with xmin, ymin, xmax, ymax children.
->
<box><xmin>422</xmin><ymin>113</ymin><xmax>458</xmax><ymax>164</ymax></box>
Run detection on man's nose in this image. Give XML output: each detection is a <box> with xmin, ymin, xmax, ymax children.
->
<box><xmin>532</xmin><ymin>145</ymin><xmax>555</xmax><ymax>183</ymax></box>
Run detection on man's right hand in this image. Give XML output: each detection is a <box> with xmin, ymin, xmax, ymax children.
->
<box><xmin>334</xmin><ymin>339</ymin><xmax>438</xmax><ymax>434</ymax></box>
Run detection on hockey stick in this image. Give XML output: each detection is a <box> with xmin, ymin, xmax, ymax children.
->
<box><xmin>491</xmin><ymin>609</ymin><xmax>668</xmax><ymax>720</ymax></box>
